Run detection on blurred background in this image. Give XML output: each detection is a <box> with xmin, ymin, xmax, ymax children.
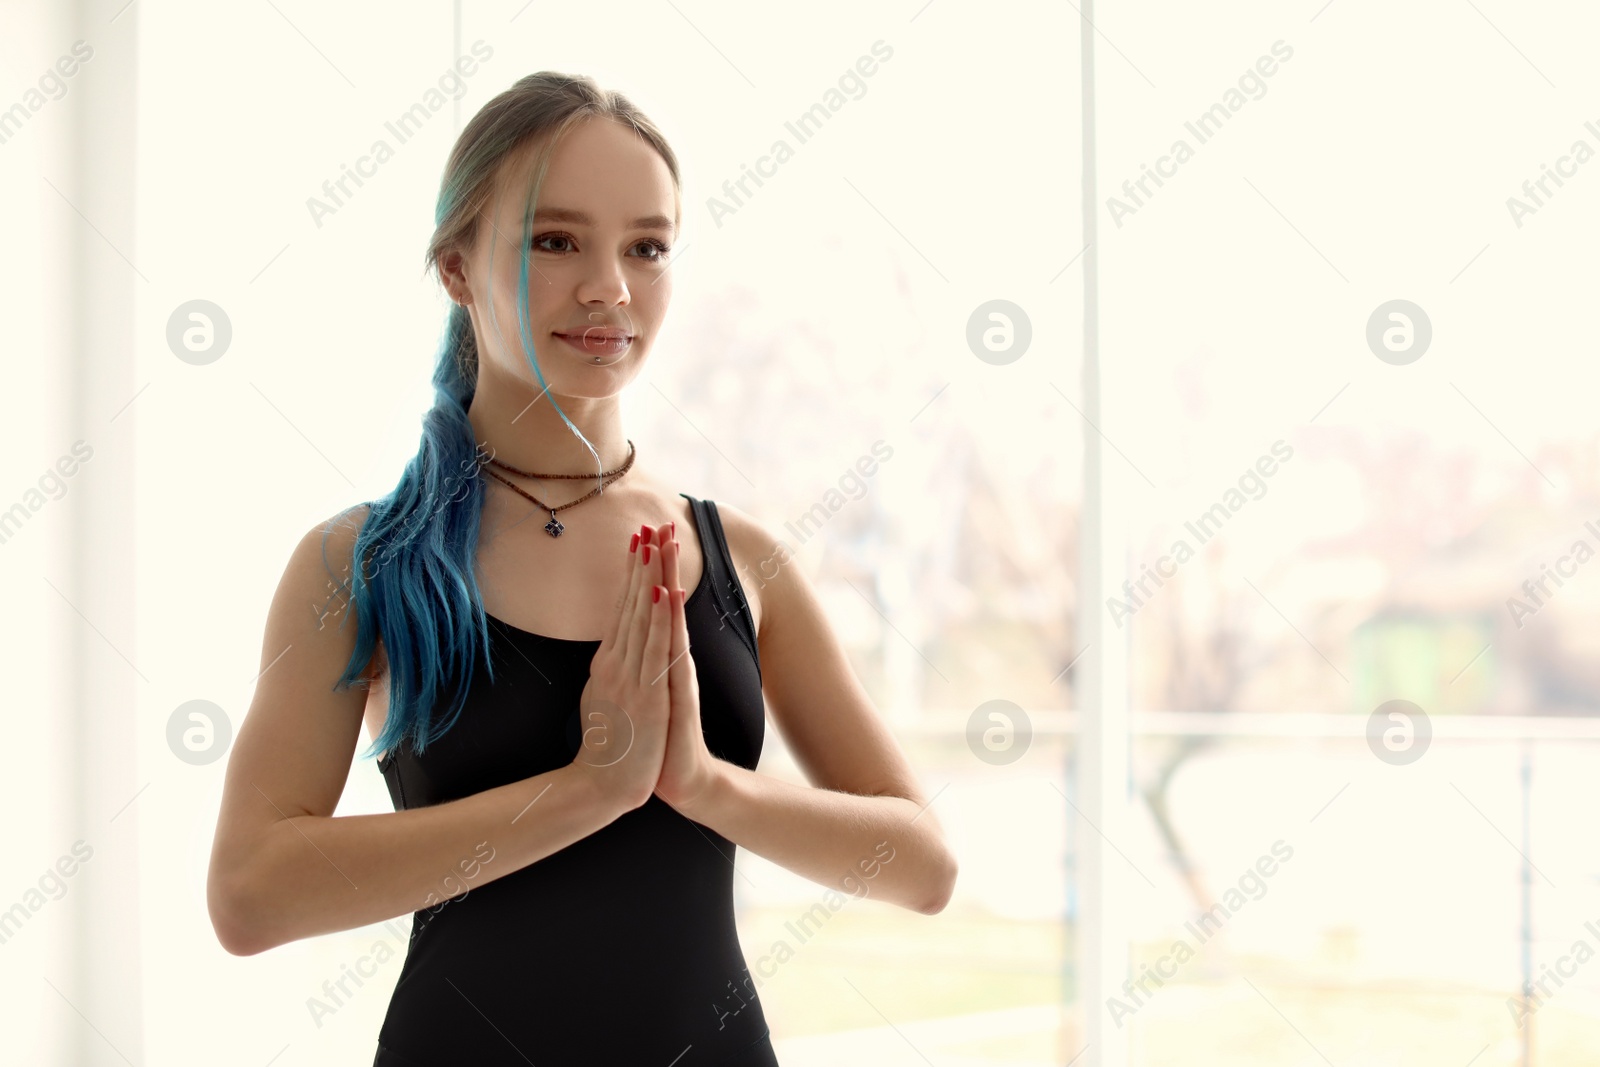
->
<box><xmin>4</xmin><ymin>0</ymin><xmax>1600</xmax><ymax>1063</ymax></box>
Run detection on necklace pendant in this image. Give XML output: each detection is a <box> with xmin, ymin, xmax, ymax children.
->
<box><xmin>545</xmin><ymin>512</ymin><xmax>565</xmax><ymax>537</ymax></box>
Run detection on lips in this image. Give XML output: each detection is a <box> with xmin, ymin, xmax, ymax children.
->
<box><xmin>553</xmin><ymin>329</ymin><xmax>633</xmax><ymax>357</ymax></box>
<box><xmin>555</xmin><ymin>328</ymin><xmax>631</xmax><ymax>341</ymax></box>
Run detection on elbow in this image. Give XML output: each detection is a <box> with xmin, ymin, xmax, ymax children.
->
<box><xmin>208</xmin><ymin>863</ymin><xmax>273</xmax><ymax>957</ymax></box>
<box><xmin>215</xmin><ymin>924</ymin><xmax>265</xmax><ymax>958</ymax></box>
<box><xmin>916</xmin><ymin>850</ymin><xmax>959</xmax><ymax>916</ymax></box>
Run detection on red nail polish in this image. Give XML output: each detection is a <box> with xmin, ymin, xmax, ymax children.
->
<box><xmin>653</xmin><ymin>585</ymin><xmax>662</xmax><ymax>603</ymax></box>
<box><xmin>670</xmin><ymin>521</ymin><xmax>676</xmax><ymax>537</ymax></box>
<box><xmin>639</xmin><ymin>523</ymin><xmax>650</xmax><ymax>543</ymax></box>
<box><xmin>630</xmin><ymin>532</ymin><xmax>640</xmax><ymax>553</ymax></box>
<box><xmin>643</xmin><ymin>545</ymin><xmax>652</xmax><ymax>564</ymax></box>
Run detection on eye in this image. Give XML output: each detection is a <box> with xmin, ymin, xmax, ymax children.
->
<box><xmin>634</xmin><ymin>238</ymin><xmax>672</xmax><ymax>263</ymax></box>
<box><xmin>530</xmin><ymin>232</ymin><xmax>672</xmax><ymax>263</ymax></box>
<box><xmin>531</xmin><ymin>231</ymin><xmax>577</xmax><ymax>253</ymax></box>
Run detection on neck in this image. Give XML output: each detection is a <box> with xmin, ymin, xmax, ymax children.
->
<box><xmin>466</xmin><ymin>362</ymin><xmax>632</xmax><ymax>488</ymax></box>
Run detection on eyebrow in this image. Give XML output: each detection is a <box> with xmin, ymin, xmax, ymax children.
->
<box><xmin>531</xmin><ymin>206</ymin><xmax>674</xmax><ymax>232</ymax></box>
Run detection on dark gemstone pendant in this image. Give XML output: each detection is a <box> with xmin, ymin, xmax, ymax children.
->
<box><xmin>545</xmin><ymin>511</ymin><xmax>565</xmax><ymax>537</ymax></box>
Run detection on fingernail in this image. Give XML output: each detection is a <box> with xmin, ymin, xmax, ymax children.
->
<box><xmin>670</xmin><ymin>521</ymin><xmax>676</xmax><ymax>537</ymax></box>
<box><xmin>653</xmin><ymin>585</ymin><xmax>662</xmax><ymax>603</ymax></box>
<box><xmin>639</xmin><ymin>523</ymin><xmax>651</xmax><ymax>542</ymax></box>
<box><xmin>643</xmin><ymin>545</ymin><xmax>652</xmax><ymax>564</ymax></box>
<box><xmin>629</xmin><ymin>532</ymin><xmax>640</xmax><ymax>553</ymax></box>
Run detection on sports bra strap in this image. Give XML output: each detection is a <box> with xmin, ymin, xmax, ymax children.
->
<box><xmin>681</xmin><ymin>493</ymin><xmax>760</xmax><ymax>676</ymax></box>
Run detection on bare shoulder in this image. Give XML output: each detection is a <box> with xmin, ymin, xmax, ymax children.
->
<box><xmin>294</xmin><ymin>502</ymin><xmax>384</xmax><ymax>681</ymax></box>
<box><xmin>306</xmin><ymin>503</ymin><xmax>369</xmax><ymax>577</ymax></box>
<box><xmin>705</xmin><ymin>498</ymin><xmax>797</xmax><ymax>642</ymax></box>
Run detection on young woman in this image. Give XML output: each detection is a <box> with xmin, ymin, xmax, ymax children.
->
<box><xmin>206</xmin><ymin>71</ymin><xmax>958</xmax><ymax>1066</ymax></box>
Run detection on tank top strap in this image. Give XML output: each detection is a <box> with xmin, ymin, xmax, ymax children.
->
<box><xmin>680</xmin><ymin>493</ymin><xmax>760</xmax><ymax>673</ymax></box>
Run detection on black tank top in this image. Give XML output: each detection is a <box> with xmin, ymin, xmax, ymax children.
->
<box><xmin>372</xmin><ymin>495</ymin><xmax>778</xmax><ymax>1066</ymax></box>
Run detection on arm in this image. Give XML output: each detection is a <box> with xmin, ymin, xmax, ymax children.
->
<box><xmin>679</xmin><ymin>504</ymin><xmax>958</xmax><ymax>915</ymax></box>
<box><xmin>683</xmin><ymin>766</ymin><xmax>948</xmax><ymax>913</ymax></box>
<box><xmin>206</xmin><ymin>510</ymin><xmax>625</xmax><ymax>956</ymax></box>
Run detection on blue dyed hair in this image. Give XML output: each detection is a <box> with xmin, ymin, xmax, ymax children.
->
<box><xmin>322</xmin><ymin>72</ymin><xmax>681</xmax><ymax>761</ymax></box>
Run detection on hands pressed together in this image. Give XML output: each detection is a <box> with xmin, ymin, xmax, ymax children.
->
<box><xmin>572</xmin><ymin>521</ymin><xmax>720</xmax><ymax>817</ymax></box>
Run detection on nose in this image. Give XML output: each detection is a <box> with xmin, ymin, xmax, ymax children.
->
<box><xmin>576</xmin><ymin>254</ymin><xmax>630</xmax><ymax>309</ymax></box>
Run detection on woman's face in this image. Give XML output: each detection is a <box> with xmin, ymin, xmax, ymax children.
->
<box><xmin>448</xmin><ymin>116</ymin><xmax>678</xmax><ymax>398</ymax></box>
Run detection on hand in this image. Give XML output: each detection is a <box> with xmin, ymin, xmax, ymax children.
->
<box><xmin>571</xmin><ymin>522</ymin><xmax>675</xmax><ymax>813</ymax></box>
<box><xmin>652</xmin><ymin>529</ymin><xmax>722</xmax><ymax>816</ymax></box>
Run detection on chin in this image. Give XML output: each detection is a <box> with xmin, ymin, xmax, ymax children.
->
<box><xmin>541</xmin><ymin>359</ymin><xmax>642</xmax><ymax>400</ymax></box>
